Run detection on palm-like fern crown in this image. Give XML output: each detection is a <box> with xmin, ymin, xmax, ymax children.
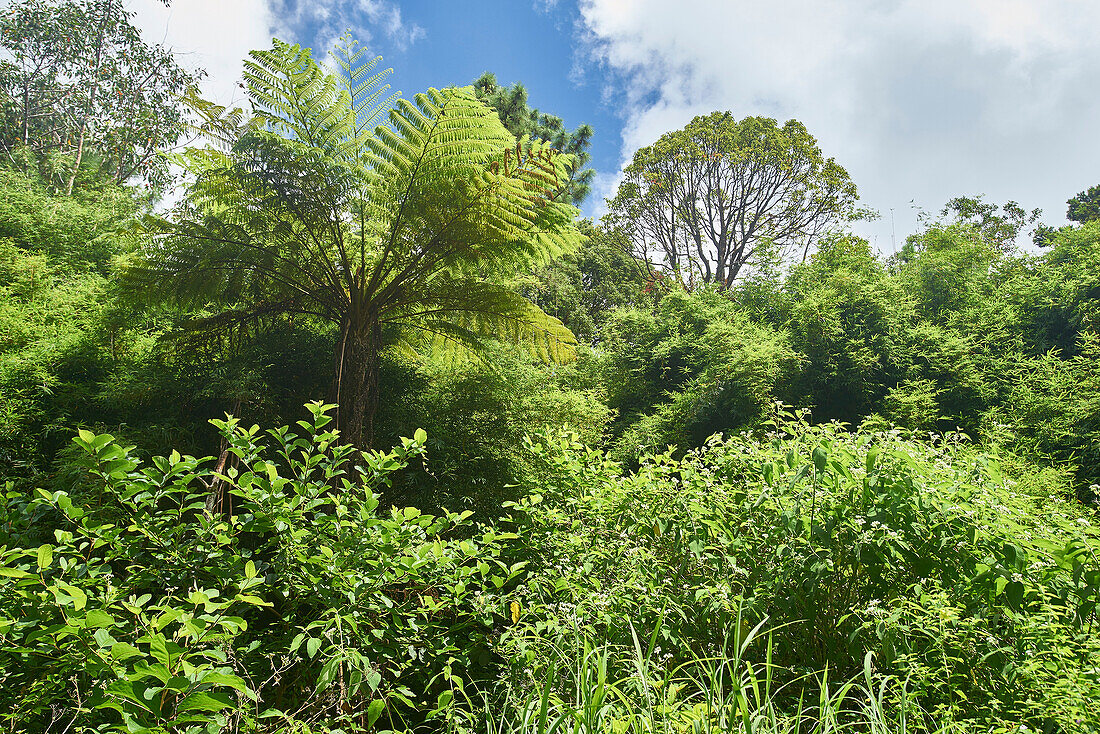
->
<box><xmin>130</xmin><ymin>39</ymin><xmax>584</xmax><ymax>363</ymax></box>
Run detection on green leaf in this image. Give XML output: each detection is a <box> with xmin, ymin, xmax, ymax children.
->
<box><xmin>200</xmin><ymin>671</ymin><xmax>257</xmax><ymax>701</ymax></box>
<box><xmin>36</xmin><ymin>544</ymin><xmax>53</xmax><ymax>570</ymax></box>
<box><xmin>865</xmin><ymin>445</ymin><xmax>880</xmax><ymax>475</ymax></box>
<box><xmin>367</xmin><ymin>698</ymin><xmax>386</xmax><ymax>727</ymax></box>
<box><xmin>104</xmin><ymin>680</ymin><xmax>146</xmax><ymax>707</ymax></box>
<box><xmin>59</xmin><ymin>583</ymin><xmax>87</xmax><ymax>611</ymax></box>
<box><xmin>131</xmin><ymin>662</ymin><xmax>171</xmax><ymax>683</ymax></box>
<box><xmin>149</xmin><ymin>633</ymin><xmax>171</xmax><ymax>668</ymax></box>
<box><xmin>235</xmin><ymin>593</ymin><xmax>270</xmax><ymax>607</ymax></box>
<box><xmin>93</xmin><ymin>628</ymin><xmax>116</xmax><ymax>648</ymax></box>
<box><xmin>316</xmin><ymin>657</ymin><xmax>340</xmax><ymax>692</ymax></box>
<box><xmin>0</xmin><ymin>567</ymin><xmax>31</xmax><ymax>579</ymax></box>
<box><xmin>85</xmin><ymin>610</ymin><xmax>116</xmax><ymax>628</ymax></box>
<box><xmin>111</xmin><ymin>642</ymin><xmax>144</xmax><ymax>661</ymax></box>
<box><xmin>176</xmin><ymin>690</ymin><xmax>233</xmax><ymax>712</ymax></box>
<box><xmin>1006</xmin><ymin>581</ymin><xmax>1026</xmax><ymax>609</ymax></box>
<box><xmin>812</xmin><ymin>447</ymin><xmax>827</xmax><ymax>474</ymax></box>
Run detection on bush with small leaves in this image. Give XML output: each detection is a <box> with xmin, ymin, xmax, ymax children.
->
<box><xmin>0</xmin><ymin>402</ymin><xmax>527</xmax><ymax>732</ymax></box>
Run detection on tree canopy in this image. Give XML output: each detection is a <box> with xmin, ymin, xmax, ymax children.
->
<box><xmin>472</xmin><ymin>71</ymin><xmax>595</xmax><ymax>206</ymax></box>
<box><xmin>1067</xmin><ymin>184</ymin><xmax>1100</xmax><ymax>224</ymax></box>
<box><xmin>607</xmin><ymin>112</ymin><xmax>858</xmax><ymax>289</ymax></box>
<box><xmin>0</xmin><ymin>0</ymin><xmax>197</xmax><ymax>194</ymax></box>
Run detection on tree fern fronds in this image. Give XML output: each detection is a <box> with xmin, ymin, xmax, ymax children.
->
<box><xmin>181</xmin><ymin>87</ymin><xmax>253</xmax><ymax>151</ymax></box>
<box><xmin>127</xmin><ymin>37</ymin><xmax>585</xmax><ymax>446</ymax></box>
<box><xmin>328</xmin><ymin>35</ymin><xmax>399</xmax><ymax>136</ymax></box>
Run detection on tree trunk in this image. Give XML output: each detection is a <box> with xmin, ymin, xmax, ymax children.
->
<box><xmin>335</xmin><ymin>319</ymin><xmax>382</xmax><ymax>449</ymax></box>
<box><xmin>65</xmin><ymin>0</ymin><xmax>110</xmax><ymax>196</ymax></box>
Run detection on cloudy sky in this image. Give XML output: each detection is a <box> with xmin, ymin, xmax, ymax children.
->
<box><xmin>132</xmin><ymin>0</ymin><xmax>1100</xmax><ymax>250</ymax></box>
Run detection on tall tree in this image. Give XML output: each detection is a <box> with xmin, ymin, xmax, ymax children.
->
<box><xmin>1066</xmin><ymin>184</ymin><xmax>1100</xmax><ymax>224</ymax></box>
<box><xmin>472</xmin><ymin>72</ymin><xmax>594</xmax><ymax>206</ymax></box>
<box><xmin>0</xmin><ymin>0</ymin><xmax>195</xmax><ymax>194</ymax></box>
<box><xmin>126</xmin><ymin>40</ymin><xmax>583</xmax><ymax>447</ymax></box>
<box><xmin>606</xmin><ymin>112</ymin><xmax>858</xmax><ymax>290</ymax></box>
<box><xmin>940</xmin><ymin>195</ymin><xmax>1040</xmax><ymax>252</ymax></box>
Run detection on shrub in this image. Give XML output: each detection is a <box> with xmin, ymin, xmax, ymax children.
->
<box><xmin>0</xmin><ymin>403</ymin><xmax>524</xmax><ymax>733</ymax></box>
<box><xmin>501</xmin><ymin>409</ymin><xmax>1100</xmax><ymax>731</ymax></box>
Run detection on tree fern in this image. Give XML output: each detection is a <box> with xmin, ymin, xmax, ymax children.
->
<box><xmin>126</xmin><ymin>39</ymin><xmax>585</xmax><ymax>446</ymax></box>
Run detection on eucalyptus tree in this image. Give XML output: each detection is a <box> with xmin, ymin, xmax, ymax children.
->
<box><xmin>606</xmin><ymin>112</ymin><xmax>858</xmax><ymax>290</ymax></box>
<box><xmin>0</xmin><ymin>0</ymin><xmax>195</xmax><ymax>194</ymax></box>
<box><xmin>127</xmin><ymin>40</ymin><xmax>583</xmax><ymax>447</ymax></box>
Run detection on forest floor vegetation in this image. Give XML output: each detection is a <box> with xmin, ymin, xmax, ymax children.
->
<box><xmin>2</xmin><ymin>404</ymin><xmax>1097</xmax><ymax>732</ymax></box>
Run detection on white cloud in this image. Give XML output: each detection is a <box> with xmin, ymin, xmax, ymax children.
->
<box><xmin>130</xmin><ymin>1</ymin><xmax>425</xmax><ymax>105</ymax></box>
<box><xmin>262</xmin><ymin>0</ymin><xmax>425</xmax><ymax>54</ymax></box>
<box><xmin>577</xmin><ymin>0</ymin><xmax>1100</xmax><ymax>248</ymax></box>
<box><xmin>130</xmin><ymin>0</ymin><xmax>276</xmax><ymax>108</ymax></box>
<box><xmin>358</xmin><ymin>0</ymin><xmax>424</xmax><ymax>50</ymax></box>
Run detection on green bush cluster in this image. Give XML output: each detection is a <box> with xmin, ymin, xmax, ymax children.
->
<box><xmin>4</xmin><ymin>406</ymin><xmax>1098</xmax><ymax>732</ymax></box>
<box><xmin>1</xmin><ymin>404</ymin><xmax>527</xmax><ymax>732</ymax></box>
<box><xmin>499</xmin><ymin>409</ymin><xmax>1100</xmax><ymax>731</ymax></box>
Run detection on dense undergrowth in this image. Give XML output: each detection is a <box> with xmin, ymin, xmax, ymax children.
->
<box><xmin>4</xmin><ymin>8</ymin><xmax>1100</xmax><ymax>732</ymax></box>
<box><xmin>2</xmin><ymin>404</ymin><xmax>1097</xmax><ymax>733</ymax></box>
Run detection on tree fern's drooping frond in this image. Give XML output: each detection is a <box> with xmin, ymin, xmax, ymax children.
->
<box><xmin>389</xmin><ymin>277</ymin><xmax>577</xmax><ymax>366</ymax></box>
<box><xmin>181</xmin><ymin>86</ymin><xmax>253</xmax><ymax>152</ymax></box>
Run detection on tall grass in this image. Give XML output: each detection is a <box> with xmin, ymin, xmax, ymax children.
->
<box><xmin>460</xmin><ymin>613</ymin><xmax>997</xmax><ymax>734</ymax></box>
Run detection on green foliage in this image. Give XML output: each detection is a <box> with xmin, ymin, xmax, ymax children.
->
<box><xmin>375</xmin><ymin>344</ymin><xmax>611</xmax><ymax>516</ymax></box>
<box><xmin>0</xmin><ymin>164</ymin><xmax>137</xmax><ymax>266</ymax></box>
<box><xmin>0</xmin><ymin>164</ymin><xmax>141</xmax><ymax>478</ymax></box>
<box><xmin>940</xmin><ymin>195</ymin><xmax>1041</xmax><ymax>252</ymax></box>
<box><xmin>1066</xmin><ymin>184</ymin><xmax>1100</xmax><ymax>224</ymax></box>
<box><xmin>1</xmin><ymin>403</ymin><xmax>525</xmax><ymax>732</ymax></box>
<box><xmin>599</xmin><ymin>288</ymin><xmax>799</xmax><ymax>461</ymax></box>
<box><xmin>607</xmin><ymin>112</ymin><xmax>859</xmax><ymax>289</ymax></box>
<box><xmin>993</xmin><ymin>333</ymin><xmax>1100</xmax><ymax>502</ymax></box>
<box><xmin>472</xmin><ymin>72</ymin><xmax>595</xmax><ymax>206</ymax></box>
<box><xmin>503</xmin><ymin>412</ymin><xmax>1100</xmax><ymax>731</ymax></box>
<box><xmin>1022</xmin><ymin>221</ymin><xmax>1100</xmax><ymax>353</ymax></box>
<box><xmin>895</xmin><ymin>224</ymin><xmax>1002</xmax><ymax>322</ymax></box>
<box><xmin>521</xmin><ymin>220</ymin><xmax>651</xmax><ymax>345</ymax></box>
<box><xmin>881</xmin><ymin>378</ymin><xmax>940</xmax><ymax>432</ymax></box>
<box><xmin>0</xmin><ymin>0</ymin><xmax>198</xmax><ymax>194</ymax></box>
<box><xmin>8</xmin><ymin>19</ymin><xmax>1100</xmax><ymax>734</ymax></box>
<box><xmin>781</xmin><ymin>235</ymin><xmax>912</xmax><ymax>421</ymax></box>
<box><xmin>4</xmin><ymin>406</ymin><xmax>1100</xmax><ymax>731</ymax></box>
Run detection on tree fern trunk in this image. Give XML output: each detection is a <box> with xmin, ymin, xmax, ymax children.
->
<box><xmin>337</xmin><ymin>319</ymin><xmax>382</xmax><ymax>449</ymax></box>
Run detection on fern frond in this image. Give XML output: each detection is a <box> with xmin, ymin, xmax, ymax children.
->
<box><xmin>130</xmin><ymin>37</ymin><xmax>586</xmax><ymax>404</ymax></box>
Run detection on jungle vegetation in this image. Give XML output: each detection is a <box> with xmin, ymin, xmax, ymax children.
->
<box><xmin>1</xmin><ymin>2</ymin><xmax>1098</xmax><ymax>732</ymax></box>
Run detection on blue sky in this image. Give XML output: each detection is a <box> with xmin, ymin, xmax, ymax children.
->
<box><xmin>137</xmin><ymin>0</ymin><xmax>624</xmax><ymax>219</ymax></box>
<box><xmin>135</xmin><ymin>0</ymin><xmax>1100</xmax><ymax>248</ymax></box>
<box><xmin>342</xmin><ymin>0</ymin><xmax>624</xmax><ymax>186</ymax></box>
